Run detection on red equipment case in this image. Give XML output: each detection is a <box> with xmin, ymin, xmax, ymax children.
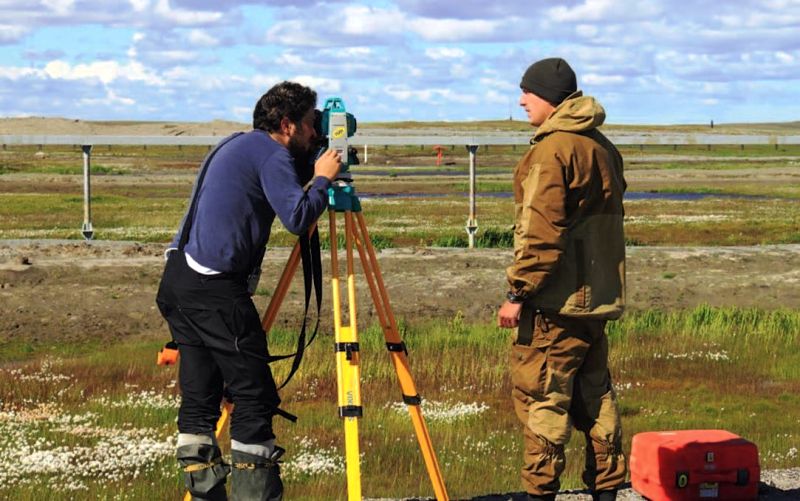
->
<box><xmin>630</xmin><ymin>430</ymin><xmax>760</xmax><ymax>500</ymax></box>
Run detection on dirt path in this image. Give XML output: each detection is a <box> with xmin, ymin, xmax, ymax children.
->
<box><xmin>1</xmin><ymin>240</ymin><xmax>798</xmax><ymax>348</ymax></box>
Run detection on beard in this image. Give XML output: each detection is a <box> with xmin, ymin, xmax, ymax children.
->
<box><xmin>287</xmin><ymin>132</ymin><xmax>310</xmax><ymax>159</ymax></box>
<box><xmin>288</xmin><ymin>132</ymin><xmax>315</xmax><ymax>184</ymax></box>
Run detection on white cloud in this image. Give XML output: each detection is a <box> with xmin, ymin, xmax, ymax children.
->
<box><xmin>41</xmin><ymin>0</ymin><xmax>75</xmax><ymax>15</ymax></box>
<box><xmin>266</xmin><ymin>20</ymin><xmax>330</xmax><ymax>47</ymax></box>
<box><xmin>484</xmin><ymin>89</ymin><xmax>509</xmax><ymax>105</ymax></box>
<box><xmin>153</xmin><ymin>0</ymin><xmax>223</xmax><ymax>25</ymax></box>
<box><xmin>129</xmin><ymin>0</ymin><xmax>150</xmax><ymax>12</ymax></box>
<box><xmin>575</xmin><ymin>24</ymin><xmax>598</xmax><ymax>38</ymax></box>
<box><xmin>187</xmin><ymin>29</ymin><xmax>219</xmax><ymax>47</ymax></box>
<box><xmin>163</xmin><ymin>66</ymin><xmax>191</xmax><ymax>80</ymax></box>
<box><xmin>0</xmin><ymin>66</ymin><xmax>41</xmax><ymax>80</ymax></box>
<box><xmin>147</xmin><ymin>50</ymin><xmax>198</xmax><ymax>64</ymax></box>
<box><xmin>43</xmin><ymin>59</ymin><xmax>163</xmax><ymax>86</ymax></box>
<box><xmin>449</xmin><ymin>62</ymin><xmax>470</xmax><ymax>78</ymax></box>
<box><xmin>339</xmin><ymin>47</ymin><xmax>372</xmax><ymax>57</ymax></box>
<box><xmin>407</xmin><ymin>65</ymin><xmax>423</xmax><ymax>77</ymax></box>
<box><xmin>292</xmin><ymin>75</ymin><xmax>341</xmax><ymax>93</ymax></box>
<box><xmin>341</xmin><ymin>5</ymin><xmax>406</xmax><ymax>36</ymax></box>
<box><xmin>0</xmin><ymin>24</ymin><xmax>29</xmax><ymax>43</ymax></box>
<box><xmin>275</xmin><ymin>51</ymin><xmax>307</xmax><ymax>67</ymax></box>
<box><xmin>548</xmin><ymin>0</ymin><xmax>663</xmax><ymax>23</ymax></box>
<box><xmin>582</xmin><ymin>73</ymin><xmax>626</xmax><ymax>86</ymax></box>
<box><xmin>479</xmin><ymin>76</ymin><xmax>516</xmax><ymax>91</ymax></box>
<box><xmin>409</xmin><ymin>18</ymin><xmax>499</xmax><ymax>41</ymax></box>
<box><xmin>384</xmin><ymin>85</ymin><xmax>478</xmax><ymax>104</ymax></box>
<box><xmin>775</xmin><ymin>51</ymin><xmax>795</xmax><ymax>64</ymax></box>
<box><xmin>251</xmin><ymin>74</ymin><xmax>280</xmax><ymax>91</ymax></box>
<box><xmin>79</xmin><ymin>88</ymin><xmax>135</xmax><ymax>107</ymax></box>
<box><xmin>425</xmin><ymin>47</ymin><xmax>466</xmax><ymax>60</ymax></box>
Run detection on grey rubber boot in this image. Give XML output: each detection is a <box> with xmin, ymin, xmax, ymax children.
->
<box><xmin>177</xmin><ymin>443</ymin><xmax>231</xmax><ymax>501</ymax></box>
<box><xmin>230</xmin><ymin>446</ymin><xmax>284</xmax><ymax>501</ymax></box>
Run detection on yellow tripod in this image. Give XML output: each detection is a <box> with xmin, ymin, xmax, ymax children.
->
<box><xmin>191</xmin><ymin>181</ymin><xmax>449</xmax><ymax>501</ymax></box>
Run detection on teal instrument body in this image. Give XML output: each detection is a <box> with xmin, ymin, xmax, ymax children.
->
<box><xmin>320</xmin><ymin>97</ymin><xmax>358</xmax><ymax>173</ymax></box>
<box><xmin>321</xmin><ymin>97</ymin><xmax>361</xmax><ymax>212</ymax></box>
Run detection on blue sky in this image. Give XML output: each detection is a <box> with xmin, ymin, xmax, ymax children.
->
<box><xmin>0</xmin><ymin>0</ymin><xmax>798</xmax><ymax>124</ymax></box>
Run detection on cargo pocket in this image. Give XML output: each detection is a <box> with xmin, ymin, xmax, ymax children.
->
<box><xmin>228</xmin><ymin>297</ymin><xmax>269</xmax><ymax>358</ymax></box>
<box><xmin>510</xmin><ymin>312</ymin><xmax>554</xmax><ymax>397</ymax></box>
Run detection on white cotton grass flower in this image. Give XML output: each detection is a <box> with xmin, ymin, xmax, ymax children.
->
<box><xmin>385</xmin><ymin>399</ymin><xmax>489</xmax><ymax>422</ymax></box>
<box><xmin>653</xmin><ymin>350</ymin><xmax>731</xmax><ymax>361</ymax></box>
<box><xmin>0</xmin><ymin>399</ymin><xmax>175</xmax><ymax>492</ymax></box>
<box><xmin>94</xmin><ymin>389</ymin><xmax>180</xmax><ymax>410</ymax></box>
<box><xmin>282</xmin><ymin>436</ymin><xmax>344</xmax><ymax>481</ymax></box>
<box><xmin>614</xmin><ymin>381</ymin><xmax>644</xmax><ymax>393</ymax></box>
<box><xmin>5</xmin><ymin>357</ymin><xmax>73</xmax><ymax>384</ymax></box>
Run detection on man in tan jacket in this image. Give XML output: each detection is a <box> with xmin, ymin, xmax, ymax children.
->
<box><xmin>498</xmin><ymin>57</ymin><xmax>627</xmax><ymax>501</ymax></box>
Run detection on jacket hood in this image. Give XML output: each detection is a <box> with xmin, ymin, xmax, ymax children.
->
<box><xmin>533</xmin><ymin>91</ymin><xmax>606</xmax><ymax>141</ymax></box>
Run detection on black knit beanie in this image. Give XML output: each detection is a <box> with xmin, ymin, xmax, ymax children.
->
<box><xmin>520</xmin><ymin>57</ymin><xmax>577</xmax><ymax>106</ymax></box>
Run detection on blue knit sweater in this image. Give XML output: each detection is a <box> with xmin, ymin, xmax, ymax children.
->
<box><xmin>171</xmin><ymin>130</ymin><xmax>330</xmax><ymax>274</ymax></box>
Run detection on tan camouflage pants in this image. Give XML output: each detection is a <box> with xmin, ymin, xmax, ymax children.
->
<box><xmin>509</xmin><ymin>309</ymin><xmax>626</xmax><ymax>496</ymax></box>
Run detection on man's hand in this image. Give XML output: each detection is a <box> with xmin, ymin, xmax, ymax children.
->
<box><xmin>498</xmin><ymin>301</ymin><xmax>523</xmax><ymax>328</ymax></box>
<box><xmin>314</xmin><ymin>148</ymin><xmax>342</xmax><ymax>180</ymax></box>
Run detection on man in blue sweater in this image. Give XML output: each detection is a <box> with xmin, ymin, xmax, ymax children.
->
<box><xmin>156</xmin><ymin>81</ymin><xmax>340</xmax><ymax>500</ymax></box>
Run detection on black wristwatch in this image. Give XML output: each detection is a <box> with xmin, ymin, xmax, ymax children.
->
<box><xmin>506</xmin><ymin>291</ymin><xmax>527</xmax><ymax>304</ymax></box>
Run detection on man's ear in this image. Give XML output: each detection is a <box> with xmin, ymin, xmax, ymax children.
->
<box><xmin>279</xmin><ymin>116</ymin><xmax>294</xmax><ymax>135</ymax></box>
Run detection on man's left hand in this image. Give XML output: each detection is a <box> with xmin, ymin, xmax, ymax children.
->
<box><xmin>498</xmin><ymin>301</ymin><xmax>522</xmax><ymax>328</ymax></box>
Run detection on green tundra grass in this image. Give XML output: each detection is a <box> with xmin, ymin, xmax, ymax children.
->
<box><xmin>1</xmin><ymin>140</ymin><xmax>799</xmax><ymax>246</ymax></box>
<box><xmin>0</xmin><ymin>306</ymin><xmax>798</xmax><ymax>500</ymax></box>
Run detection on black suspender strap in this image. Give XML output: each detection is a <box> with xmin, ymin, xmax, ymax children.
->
<box><xmin>270</xmin><ymin>227</ymin><xmax>323</xmax><ymax>390</ymax></box>
<box><xmin>176</xmin><ymin>132</ymin><xmax>244</xmax><ymax>251</ymax></box>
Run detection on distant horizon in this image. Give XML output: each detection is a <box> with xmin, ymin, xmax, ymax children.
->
<box><xmin>1</xmin><ymin>115</ymin><xmax>798</xmax><ymax>129</ymax></box>
<box><xmin>0</xmin><ymin>2</ymin><xmax>798</xmax><ymax>125</ymax></box>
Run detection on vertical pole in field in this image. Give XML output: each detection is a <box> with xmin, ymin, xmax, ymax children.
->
<box><xmin>363</xmin><ymin>143</ymin><xmax>368</xmax><ymax>164</ymax></box>
<box><xmin>81</xmin><ymin>144</ymin><xmax>94</xmax><ymax>240</ymax></box>
<box><xmin>465</xmin><ymin>144</ymin><xmax>478</xmax><ymax>248</ymax></box>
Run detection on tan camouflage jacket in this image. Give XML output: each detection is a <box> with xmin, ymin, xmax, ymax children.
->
<box><xmin>506</xmin><ymin>91</ymin><xmax>627</xmax><ymax>319</ymax></box>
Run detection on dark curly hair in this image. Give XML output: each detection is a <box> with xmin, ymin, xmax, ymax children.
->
<box><xmin>253</xmin><ymin>81</ymin><xmax>317</xmax><ymax>132</ymax></box>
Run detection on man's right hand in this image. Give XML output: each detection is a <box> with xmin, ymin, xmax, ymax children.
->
<box><xmin>314</xmin><ymin>149</ymin><xmax>342</xmax><ymax>180</ymax></box>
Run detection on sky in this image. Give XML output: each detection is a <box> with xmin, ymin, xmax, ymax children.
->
<box><xmin>0</xmin><ymin>0</ymin><xmax>798</xmax><ymax>125</ymax></box>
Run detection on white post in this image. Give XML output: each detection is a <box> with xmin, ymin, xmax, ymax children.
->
<box><xmin>81</xmin><ymin>145</ymin><xmax>94</xmax><ymax>240</ymax></box>
<box><xmin>363</xmin><ymin>143</ymin><xmax>368</xmax><ymax>164</ymax></box>
<box><xmin>465</xmin><ymin>145</ymin><xmax>478</xmax><ymax>248</ymax></box>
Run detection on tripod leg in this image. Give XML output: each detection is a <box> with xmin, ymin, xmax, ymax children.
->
<box><xmin>261</xmin><ymin>222</ymin><xmax>317</xmax><ymax>332</ymax></box>
<box><xmin>353</xmin><ymin>212</ymin><xmax>450</xmax><ymax>501</ymax></box>
<box><xmin>331</xmin><ymin>210</ymin><xmax>363</xmax><ymax>501</ymax></box>
<box><xmin>261</xmin><ymin>239</ymin><xmax>302</xmax><ymax>332</ymax></box>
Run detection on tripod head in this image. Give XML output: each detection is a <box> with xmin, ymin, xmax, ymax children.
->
<box><xmin>314</xmin><ymin>97</ymin><xmax>359</xmax><ymax>180</ymax></box>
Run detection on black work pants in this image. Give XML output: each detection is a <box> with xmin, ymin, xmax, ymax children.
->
<box><xmin>156</xmin><ymin>252</ymin><xmax>280</xmax><ymax>444</ymax></box>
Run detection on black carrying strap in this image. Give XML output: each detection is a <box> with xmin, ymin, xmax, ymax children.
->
<box><xmin>517</xmin><ymin>306</ymin><xmax>535</xmax><ymax>346</ymax></box>
<box><xmin>268</xmin><ymin>227</ymin><xmax>323</xmax><ymax>390</ymax></box>
<box><xmin>177</xmin><ymin>132</ymin><xmax>244</xmax><ymax>251</ymax></box>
